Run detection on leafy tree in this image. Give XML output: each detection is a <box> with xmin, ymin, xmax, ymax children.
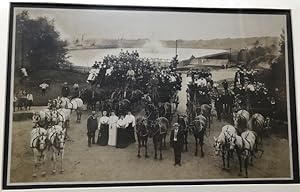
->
<box><xmin>269</xmin><ymin>29</ymin><xmax>287</xmax><ymax>120</ymax></box>
<box><xmin>15</xmin><ymin>10</ymin><xmax>68</xmax><ymax>72</ymax></box>
<box><xmin>270</xmin><ymin>29</ymin><xmax>286</xmax><ymax>90</ymax></box>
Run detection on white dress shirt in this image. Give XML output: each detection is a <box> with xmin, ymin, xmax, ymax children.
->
<box><xmin>98</xmin><ymin>116</ymin><xmax>109</xmax><ymax>129</ymax></box>
<box><xmin>117</xmin><ymin>118</ymin><xmax>128</xmax><ymax>129</ymax></box>
<box><xmin>124</xmin><ymin>114</ymin><xmax>136</xmax><ymax>128</ymax></box>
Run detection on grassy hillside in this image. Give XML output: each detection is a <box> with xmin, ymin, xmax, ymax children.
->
<box><xmin>14</xmin><ymin>69</ymin><xmax>88</xmax><ymax>106</ymax></box>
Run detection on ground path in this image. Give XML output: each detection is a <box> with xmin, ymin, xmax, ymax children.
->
<box><xmin>9</xmin><ymin>68</ymin><xmax>291</xmax><ymax>184</ymax></box>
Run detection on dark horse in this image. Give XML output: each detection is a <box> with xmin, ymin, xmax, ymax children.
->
<box><xmin>177</xmin><ymin>114</ymin><xmax>189</xmax><ymax>152</ymax></box>
<box><xmin>158</xmin><ymin>102</ymin><xmax>172</xmax><ymax>122</ymax></box>
<box><xmin>149</xmin><ymin>117</ymin><xmax>170</xmax><ymax>160</ymax></box>
<box><xmin>192</xmin><ymin>114</ymin><xmax>207</xmax><ymax>157</ymax></box>
<box><xmin>199</xmin><ymin>104</ymin><xmax>212</xmax><ymax>135</ymax></box>
<box><xmin>128</xmin><ymin>89</ymin><xmax>144</xmax><ymax>106</ymax></box>
<box><xmin>136</xmin><ymin>117</ymin><xmax>149</xmax><ymax>158</ymax></box>
<box><xmin>117</xmin><ymin>99</ymin><xmax>131</xmax><ymax>115</ymax></box>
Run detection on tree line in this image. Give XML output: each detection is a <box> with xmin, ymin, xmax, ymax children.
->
<box><xmin>15</xmin><ymin>10</ymin><xmax>69</xmax><ymax>74</ymax></box>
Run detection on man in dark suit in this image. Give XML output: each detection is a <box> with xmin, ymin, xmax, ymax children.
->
<box><xmin>222</xmin><ymin>80</ymin><xmax>229</xmax><ymax>95</ymax></box>
<box><xmin>170</xmin><ymin>123</ymin><xmax>184</xmax><ymax>166</ymax></box>
<box><xmin>87</xmin><ymin>111</ymin><xmax>98</xmax><ymax>147</ymax></box>
<box><xmin>61</xmin><ymin>82</ymin><xmax>70</xmax><ymax>97</ymax></box>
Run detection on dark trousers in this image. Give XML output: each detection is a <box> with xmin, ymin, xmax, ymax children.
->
<box><xmin>27</xmin><ymin>100</ymin><xmax>33</xmax><ymax>110</ymax></box>
<box><xmin>87</xmin><ymin>131</ymin><xmax>96</xmax><ymax>146</ymax></box>
<box><xmin>42</xmin><ymin>89</ymin><xmax>46</xmax><ymax>96</ymax></box>
<box><xmin>13</xmin><ymin>102</ymin><xmax>16</xmax><ymax>112</ymax></box>
<box><xmin>173</xmin><ymin>145</ymin><xmax>182</xmax><ymax>165</ymax></box>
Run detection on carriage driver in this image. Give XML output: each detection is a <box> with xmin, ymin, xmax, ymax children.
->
<box><xmin>126</xmin><ymin>67</ymin><xmax>135</xmax><ymax>89</ymax></box>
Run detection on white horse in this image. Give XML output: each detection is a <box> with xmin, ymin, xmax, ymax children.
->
<box><xmin>65</xmin><ymin>98</ymin><xmax>83</xmax><ymax>123</ymax></box>
<box><xmin>233</xmin><ymin>109</ymin><xmax>250</xmax><ymax>134</ymax></box>
<box><xmin>57</xmin><ymin>97</ymin><xmax>70</xmax><ymax>108</ymax></box>
<box><xmin>38</xmin><ymin>108</ymin><xmax>59</xmax><ymax>127</ymax></box>
<box><xmin>30</xmin><ymin>127</ymin><xmax>48</xmax><ymax>177</ymax></box>
<box><xmin>213</xmin><ymin>125</ymin><xmax>237</xmax><ymax>170</ymax></box>
<box><xmin>229</xmin><ymin>130</ymin><xmax>257</xmax><ymax>178</ymax></box>
<box><xmin>47</xmin><ymin>125</ymin><xmax>66</xmax><ymax>174</ymax></box>
<box><xmin>56</xmin><ymin>108</ymin><xmax>71</xmax><ymax>128</ymax></box>
<box><xmin>248</xmin><ymin>113</ymin><xmax>265</xmax><ymax>146</ymax></box>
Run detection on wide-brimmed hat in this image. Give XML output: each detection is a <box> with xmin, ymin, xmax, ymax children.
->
<box><xmin>173</xmin><ymin>123</ymin><xmax>180</xmax><ymax>127</ymax></box>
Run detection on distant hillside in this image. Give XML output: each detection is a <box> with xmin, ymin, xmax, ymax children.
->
<box><xmin>161</xmin><ymin>36</ymin><xmax>279</xmax><ymax>51</ymax></box>
<box><xmin>67</xmin><ymin>36</ymin><xmax>279</xmax><ymax>53</ymax></box>
<box><xmin>68</xmin><ymin>38</ymin><xmax>147</xmax><ymax>50</ymax></box>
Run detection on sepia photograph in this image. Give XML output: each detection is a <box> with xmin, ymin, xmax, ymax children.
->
<box><xmin>2</xmin><ymin>3</ymin><xmax>299</xmax><ymax>189</ymax></box>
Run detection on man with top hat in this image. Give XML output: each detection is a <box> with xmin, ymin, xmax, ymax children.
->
<box><xmin>87</xmin><ymin>111</ymin><xmax>98</xmax><ymax>147</ymax></box>
<box><xmin>170</xmin><ymin>123</ymin><xmax>184</xmax><ymax>166</ymax></box>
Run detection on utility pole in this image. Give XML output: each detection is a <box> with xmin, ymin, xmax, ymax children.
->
<box><xmin>175</xmin><ymin>40</ymin><xmax>178</xmax><ymax>56</ymax></box>
<box><xmin>229</xmin><ymin>48</ymin><xmax>232</xmax><ymax>66</ymax></box>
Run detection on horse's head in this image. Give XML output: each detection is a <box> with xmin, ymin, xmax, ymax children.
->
<box><xmin>233</xmin><ymin>112</ymin><xmax>238</xmax><ymax>127</ymax></box>
<box><xmin>55</xmin><ymin>129</ymin><xmax>66</xmax><ymax>150</ymax></box>
<box><xmin>32</xmin><ymin>113</ymin><xmax>40</xmax><ymax>128</ymax></box>
<box><xmin>37</xmin><ymin>132</ymin><xmax>47</xmax><ymax>151</ymax></box>
<box><xmin>213</xmin><ymin>136</ymin><xmax>222</xmax><ymax>156</ymax></box>
<box><xmin>194</xmin><ymin>116</ymin><xmax>205</xmax><ymax>132</ymax></box>
<box><xmin>137</xmin><ymin>118</ymin><xmax>148</xmax><ymax>133</ymax></box>
<box><xmin>56</xmin><ymin>98</ymin><xmax>63</xmax><ymax>108</ymax></box>
<box><xmin>47</xmin><ymin>100</ymin><xmax>53</xmax><ymax>108</ymax></box>
<box><xmin>50</xmin><ymin>114</ymin><xmax>59</xmax><ymax>126</ymax></box>
<box><xmin>229</xmin><ymin>133</ymin><xmax>237</xmax><ymax>150</ymax></box>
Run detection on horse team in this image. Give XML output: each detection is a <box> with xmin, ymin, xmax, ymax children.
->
<box><xmin>30</xmin><ymin>96</ymin><xmax>83</xmax><ymax>177</ymax></box>
<box><xmin>214</xmin><ymin>109</ymin><xmax>268</xmax><ymax>177</ymax></box>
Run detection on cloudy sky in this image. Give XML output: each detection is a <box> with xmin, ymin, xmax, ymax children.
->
<box><xmin>15</xmin><ymin>7</ymin><xmax>286</xmax><ymax>41</ymax></box>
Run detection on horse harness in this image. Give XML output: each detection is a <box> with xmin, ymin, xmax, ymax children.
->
<box><xmin>49</xmin><ymin>128</ymin><xmax>65</xmax><ymax>151</ymax></box>
<box><xmin>31</xmin><ymin>130</ymin><xmax>47</xmax><ymax>156</ymax></box>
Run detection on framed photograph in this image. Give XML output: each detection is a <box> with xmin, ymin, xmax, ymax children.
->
<box><xmin>2</xmin><ymin>2</ymin><xmax>299</xmax><ymax>190</ymax></box>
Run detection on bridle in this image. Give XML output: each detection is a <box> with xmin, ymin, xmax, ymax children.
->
<box><xmin>54</xmin><ymin>131</ymin><xmax>65</xmax><ymax>151</ymax></box>
<box><xmin>32</xmin><ymin>131</ymin><xmax>47</xmax><ymax>156</ymax></box>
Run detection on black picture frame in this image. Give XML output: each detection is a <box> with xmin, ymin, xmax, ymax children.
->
<box><xmin>2</xmin><ymin>2</ymin><xmax>299</xmax><ymax>190</ymax></box>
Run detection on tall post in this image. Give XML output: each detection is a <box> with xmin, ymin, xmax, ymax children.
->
<box><xmin>229</xmin><ymin>48</ymin><xmax>232</xmax><ymax>65</ymax></box>
<box><xmin>175</xmin><ymin>40</ymin><xmax>178</xmax><ymax>56</ymax></box>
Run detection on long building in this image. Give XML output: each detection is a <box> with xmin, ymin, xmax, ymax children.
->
<box><xmin>178</xmin><ymin>50</ymin><xmax>230</xmax><ymax>70</ymax></box>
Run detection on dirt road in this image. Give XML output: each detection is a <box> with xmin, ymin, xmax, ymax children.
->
<box><xmin>9</xmin><ymin>68</ymin><xmax>291</xmax><ymax>184</ymax></box>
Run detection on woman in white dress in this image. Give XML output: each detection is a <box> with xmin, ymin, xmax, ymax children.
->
<box><xmin>108</xmin><ymin>111</ymin><xmax>118</xmax><ymax>146</ymax></box>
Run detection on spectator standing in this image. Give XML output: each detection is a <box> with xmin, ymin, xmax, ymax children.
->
<box><xmin>13</xmin><ymin>95</ymin><xmax>17</xmax><ymax>112</ymax></box>
<box><xmin>108</xmin><ymin>111</ymin><xmax>118</xmax><ymax>147</ymax></box>
<box><xmin>170</xmin><ymin>123</ymin><xmax>184</xmax><ymax>166</ymax></box>
<box><xmin>26</xmin><ymin>92</ymin><xmax>33</xmax><ymax>110</ymax></box>
<box><xmin>61</xmin><ymin>82</ymin><xmax>70</xmax><ymax>97</ymax></box>
<box><xmin>87</xmin><ymin>111</ymin><xmax>98</xmax><ymax>147</ymax></box>
<box><xmin>39</xmin><ymin>82</ymin><xmax>49</xmax><ymax>96</ymax></box>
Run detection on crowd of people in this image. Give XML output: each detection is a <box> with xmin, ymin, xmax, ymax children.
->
<box><xmin>87</xmin><ymin>110</ymin><xmax>136</xmax><ymax>148</ymax></box>
<box><xmin>186</xmin><ymin>68</ymin><xmax>214</xmax><ymax>105</ymax></box>
<box><xmin>14</xmin><ymin>89</ymin><xmax>33</xmax><ymax>112</ymax></box>
<box><xmin>86</xmin><ymin>49</ymin><xmax>182</xmax><ymax>106</ymax></box>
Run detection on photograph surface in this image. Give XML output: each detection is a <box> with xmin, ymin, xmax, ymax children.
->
<box><xmin>3</xmin><ymin>4</ymin><xmax>299</xmax><ymax>188</ymax></box>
